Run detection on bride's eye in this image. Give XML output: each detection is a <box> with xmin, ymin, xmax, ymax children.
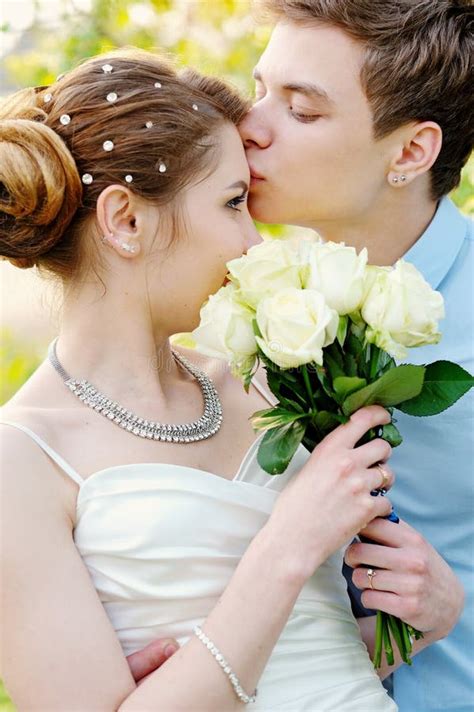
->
<box><xmin>226</xmin><ymin>193</ymin><xmax>247</xmax><ymax>211</ymax></box>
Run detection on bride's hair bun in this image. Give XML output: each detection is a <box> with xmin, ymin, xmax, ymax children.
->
<box><xmin>0</xmin><ymin>88</ymin><xmax>81</xmax><ymax>269</ymax></box>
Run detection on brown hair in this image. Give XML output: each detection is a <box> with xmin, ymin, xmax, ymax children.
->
<box><xmin>0</xmin><ymin>48</ymin><xmax>250</xmax><ymax>277</ymax></box>
<box><xmin>258</xmin><ymin>0</ymin><xmax>474</xmax><ymax>200</ymax></box>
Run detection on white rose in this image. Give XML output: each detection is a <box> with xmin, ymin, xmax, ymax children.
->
<box><xmin>302</xmin><ymin>240</ymin><xmax>368</xmax><ymax>315</ymax></box>
<box><xmin>361</xmin><ymin>260</ymin><xmax>445</xmax><ymax>360</ymax></box>
<box><xmin>227</xmin><ymin>239</ymin><xmax>303</xmax><ymax>309</ymax></box>
<box><xmin>256</xmin><ymin>287</ymin><xmax>339</xmax><ymax>369</ymax></box>
<box><xmin>191</xmin><ymin>284</ymin><xmax>257</xmax><ymax>367</ymax></box>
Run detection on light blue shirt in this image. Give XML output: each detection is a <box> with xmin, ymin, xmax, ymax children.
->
<box><xmin>390</xmin><ymin>198</ymin><xmax>474</xmax><ymax>712</ymax></box>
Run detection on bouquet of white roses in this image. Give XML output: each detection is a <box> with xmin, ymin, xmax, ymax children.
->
<box><xmin>187</xmin><ymin>237</ymin><xmax>474</xmax><ymax>668</ymax></box>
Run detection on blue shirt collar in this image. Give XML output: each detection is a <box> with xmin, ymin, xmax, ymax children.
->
<box><xmin>403</xmin><ymin>197</ymin><xmax>469</xmax><ymax>290</ymax></box>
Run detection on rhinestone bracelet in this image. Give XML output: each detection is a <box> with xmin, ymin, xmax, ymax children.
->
<box><xmin>193</xmin><ymin>625</ymin><xmax>258</xmax><ymax>704</ymax></box>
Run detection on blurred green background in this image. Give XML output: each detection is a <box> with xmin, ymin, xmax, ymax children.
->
<box><xmin>0</xmin><ymin>1</ymin><xmax>472</xmax><ymax>708</ymax></box>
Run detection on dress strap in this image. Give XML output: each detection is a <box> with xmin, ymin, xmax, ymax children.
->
<box><xmin>0</xmin><ymin>421</ymin><xmax>84</xmax><ymax>486</ymax></box>
<box><xmin>251</xmin><ymin>372</ymin><xmax>278</xmax><ymax>407</ymax></box>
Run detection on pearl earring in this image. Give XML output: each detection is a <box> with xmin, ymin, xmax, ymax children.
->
<box><xmin>120</xmin><ymin>242</ymin><xmax>136</xmax><ymax>254</ymax></box>
<box><xmin>392</xmin><ymin>174</ymin><xmax>407</xmax><ymax>185</ymax></box>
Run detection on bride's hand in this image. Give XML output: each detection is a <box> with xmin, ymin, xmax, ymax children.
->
<box><xmin>266</xmin><ymin>405</ymin><xmax>394</xmax><ymax>582</ymax></box>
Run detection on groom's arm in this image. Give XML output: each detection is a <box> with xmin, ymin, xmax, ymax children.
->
<box><xmin>344</xmin><ymin>517</ymin><xmax>465</xmax><ymax>679</ymax></box>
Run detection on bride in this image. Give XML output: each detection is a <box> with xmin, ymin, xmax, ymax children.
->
<box><xmin>0</xmin><ymin>48</ymin><xmax>397</xmax><ymax>710</ymax></box>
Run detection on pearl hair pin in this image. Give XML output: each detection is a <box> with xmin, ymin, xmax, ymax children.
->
<box><xmin>67</xmin><ymin>69</ymin><xmax>209</xmax><ymax>185</ymax></box>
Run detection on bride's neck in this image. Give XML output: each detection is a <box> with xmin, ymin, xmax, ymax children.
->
<box><xmin>57</xmin><ymin>283</ymin><xmax>180</xmax><ymax>404</ymax></box>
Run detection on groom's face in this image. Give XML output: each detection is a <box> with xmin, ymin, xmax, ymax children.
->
<box><xmin>240</xmin><ymin>22</ymin><xmax>392</xmax><ymax>227</ymax></box>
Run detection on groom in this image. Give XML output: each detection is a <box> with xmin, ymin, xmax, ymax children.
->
<box><xmin>126</xmin><ymin>1</ymin><xmax>473</xmax><ymax>708</ymax></box>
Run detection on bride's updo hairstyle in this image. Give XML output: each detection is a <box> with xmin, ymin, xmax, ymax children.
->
<box><xmin>0</xmin><ymin>48</ymin><xmax>250</xmax><ymax>277</ymax></box>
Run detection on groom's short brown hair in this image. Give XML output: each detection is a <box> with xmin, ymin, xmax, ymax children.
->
<box><xmin>258</xmin><ymin>0</ymin><xmax>474</xmax><ymax>200</ymax></box>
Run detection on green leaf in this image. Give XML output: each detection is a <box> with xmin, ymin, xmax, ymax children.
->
<box><xmin>315</xmin><ymin>365</ymin><xmax>335</xmax><ymax>398</ymax></box>
<box><xmin>312</xmin><ymin>410</ymin><xmax>348</xmax><ymax>431</ymax></box>
<box><xmin>337</xmin><ymin>315</ymin><xmax>349</xmax><ymax>347</ymax></box>
<box><xmin>397</xmin><ymin>360</ymin><xmax>474</xmax><ymax>416</ymax></box>
<box><xmin>252</xmin><ymin>318</ymin><xmax>262</xmax><ymax>338</ymax></box>
<box><xmin>380</xmin><ymin>423</ymin><xmax>403</xmax><ymax>447</ymax></box>
<box><xmin>324</xmin><ymin>351</ymin><xmax>345</xmax><ymax>381</ymax></box>
<box><xmin>342</xmin><ymin>365</ymin><xmax>425</xmax><ymax>415</ymax></box>
<box><xmin>343</xmin><ymin>352</ymin><xmax>358</xmax><ymax>377</ymax></box>
<box><xmin>333</xmin><ymin>376</ymin><xmax>367</xmax><ymax>401</ymax></box>
<box><xmin>346</xmin><ymin>330</ymin><xmax>365</xmax><ymax>364</ymax></box>
<box><xmin>278</xmin><ymin>396</ymin><xmax>305</xmax><ymax>413</ymax></box>
<box><xmin>326</xmin><ymin>342</ymin><xmax>345</xmax><ymax>370</ymax></box>
<box><xmin>257</xmin><ymin>419</ymin><xmax>306</xmax><ymax>474</ymax></box>
<box><xmin>251</xmin><ymin>407</ymin><xmax>307</xmax><ymax>432</ymax></box>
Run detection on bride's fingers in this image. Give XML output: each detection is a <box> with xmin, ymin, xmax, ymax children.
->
<box><xmin>360</xmin><ymin>462</ymin><xmax>394</xmax><ymax>493</ymax></box>
<box><xmin>354</xmin><ymin>438</ymin><xmax>392</xmax><ymax>469</ymax></box>
<box><xmin>370</xmin><ymin>493</ymin><xmax>393</xmax><ymax>521</ymax></box>
<box><xmin>369</xmin><ymin>462</ymin><xmax>394</xmax><ymax>491</ymax></box>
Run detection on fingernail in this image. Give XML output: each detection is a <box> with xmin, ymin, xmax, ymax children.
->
<box><xmin>164</xmin><ymin>644</ymin><xmax>178</xmax><ymax>658</ymax></box>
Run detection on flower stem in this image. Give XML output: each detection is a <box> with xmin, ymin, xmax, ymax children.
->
<box><xmin>373</xmin><ymin>612</ymin><xmax>423</xmax><ymax>668</ymax></box>
<box><xmin>302</xmin><ymin>365</ymin><xmax>316</xmax><ymax>410</ymax></box>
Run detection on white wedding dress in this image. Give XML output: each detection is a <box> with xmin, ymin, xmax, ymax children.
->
<box><xmin>2</xmin><ymin>378</ymin><xmax>396</xmax><ymax>711</ymax></box>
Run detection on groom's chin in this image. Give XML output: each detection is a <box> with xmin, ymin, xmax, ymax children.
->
<box><xmin>248</xmin><ymin>194</ymin><xmax>281</xmax><ymax>225</ymax></box>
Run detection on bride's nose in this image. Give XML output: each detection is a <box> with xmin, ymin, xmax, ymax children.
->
<box><xmin>244</xmin><ymin>222</ymin><xmax>262</xmax><ymax>253</ymax></box>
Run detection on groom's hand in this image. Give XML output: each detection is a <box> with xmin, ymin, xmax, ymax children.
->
<box><xmin>126</xmin><ymin>638</ymin><xmax>180</xmax><ymax>684</ymax></box>
<box><xmin>345</xmin><ymin>517</ymin><xmax>464</xmax><ymax>640</ymax></box>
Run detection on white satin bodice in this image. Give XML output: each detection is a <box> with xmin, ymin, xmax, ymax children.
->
<box><xmin>2</xmin><ymin>414</ymin><xmax>397</xmax><ymax>711</ymax></box>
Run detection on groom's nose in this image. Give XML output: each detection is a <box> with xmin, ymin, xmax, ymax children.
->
<box><xmin>239</xmin><ymin>106</ymin><xmax>272</xmax><ymax>150</ymax></box>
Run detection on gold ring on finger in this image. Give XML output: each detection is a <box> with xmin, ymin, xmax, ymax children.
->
<box><xmin>366</xmin><ymin>568</ymin><xmax>377</xmax><ymax>590</ymax></box>
<box><xmin>376</xmin><ymin>463</ymin><xmax>389</xmax><ymax>490</ymax></box>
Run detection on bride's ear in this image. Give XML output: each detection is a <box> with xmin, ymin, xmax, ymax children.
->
<box><xmin>96</xmin><ymin>185</ymin><xmax>143</xmax><ymax>258</ymax></box>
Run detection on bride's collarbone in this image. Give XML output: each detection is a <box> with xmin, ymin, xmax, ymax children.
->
<box><xmin>2</xmin><ymin>365</ymin><xmax>268</xmax><ymax>482</ymax></box>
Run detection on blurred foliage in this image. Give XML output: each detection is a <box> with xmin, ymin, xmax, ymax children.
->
<box><xmin>0</xmin><ymin>684</ymin><xmax>14</xmax><ymax>712</ymax></box>
<box><xmin>2</xmin><ymin>0</ymin><xmax>268</xmax><ymax>93</ymax></box>
<box><xmin>0</xmin><ymin>328</ymin><xmax>42</xmax><ymax>405</ymax></box>
<box><xmin>0</xmin><ymin>1</ymin><xmax>472</xmax><ymax>707</ymax></box>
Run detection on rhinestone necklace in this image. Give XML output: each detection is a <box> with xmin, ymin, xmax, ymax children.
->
<box><xmin>48</xmin><ymin>338</ymin><xmax>223</xmax><ymax>443</ymax></box>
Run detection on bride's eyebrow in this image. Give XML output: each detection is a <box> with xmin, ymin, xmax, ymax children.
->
<box><xmin>253</xmin><ymin>68</ymin><xmax>333</xmax><ymax>105</ymax></box>
<box><xmin>225</xmin><ymin>180</ymin><xmax>249</xmax><ymax>192</ymax></box>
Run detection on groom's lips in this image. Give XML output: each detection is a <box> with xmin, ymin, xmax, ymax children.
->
<box><xmin>249</xmin><ymin>166</ymin><xmax>265</xmax><ymax>183</ymax></box>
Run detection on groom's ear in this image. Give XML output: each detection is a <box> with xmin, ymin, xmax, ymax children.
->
<box><xmin>388</xmin><ymin>121</ymin><xmax>443</xmax><ymax>185</ymax></box>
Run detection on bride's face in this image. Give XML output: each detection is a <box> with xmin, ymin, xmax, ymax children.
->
<box><xmin>148</xmin><ymin>122</ymin><xmax>261</xmax><ymax>335</ymax></box>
